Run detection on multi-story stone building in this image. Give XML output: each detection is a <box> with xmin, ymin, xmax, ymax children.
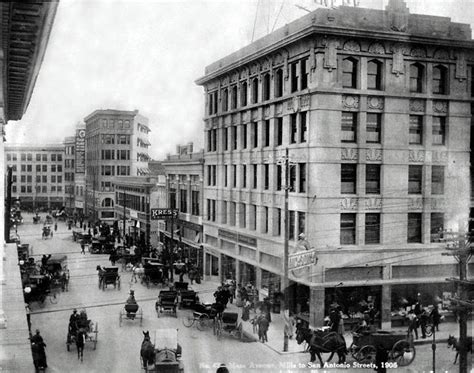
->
<box><xmin>157</xmin><ymin>143</ymin><xmax>205</xmax><ymax>274</ymax></box>
<box><xmin>74</xmin><ymin>123</ymin><xmax>86</xmax><ymax>216</ymax></box>
<box><xmin>196</xmin><ymin>0</ymin><xmax>474</xmax><ymax>327</ymax></box>
<box><xmin>84</xmin><ymin>109</ymin><xmax>150</xmax><ymax>223</ymax></box>
<box><xmin>64</xmin><ymin>136</ymin><xmax>75</xmax><ymax>213</ymax></box>
<box><xmin>5</xmin><ymin>144</ymin><xmax>65</xmax><ymax>211</ymax></box>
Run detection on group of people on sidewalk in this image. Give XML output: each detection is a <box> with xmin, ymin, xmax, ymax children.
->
<box><xmin>407</xmin><ymin>298</ymin><xmax>441</xmax><ymax>339</ymax></box>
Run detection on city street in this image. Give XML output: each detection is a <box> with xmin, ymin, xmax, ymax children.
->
<box><xmin>19</xmin><ymin>215</ymin><xmax>468</xmax><ymax>373</ymax></box>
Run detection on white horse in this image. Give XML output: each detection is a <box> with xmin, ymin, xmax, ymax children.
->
<box><xmin>131</xmin><ymin>264</ymin><xmax>144</xmax><ymax>283</ymax></box>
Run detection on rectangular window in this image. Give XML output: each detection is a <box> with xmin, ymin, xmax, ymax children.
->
<box><xmin>229</xmin><ymin>202</ymin><xmax>236</xmax><ymax>226</ymax></box>
<box><xmin>366</xmin><ymin>113</ymin><xmax>381</xmax><ymax>143</ymax></box>
<box><xmin>57</xmin><ymin>176</ymin><xmax>62</xmax><ymax>183</ymax></box>
<box><xmin>6</xmin><ymin>153</ymin><xmax>11</xmax><ymax>161</ymax></box>
<box><xmin>430</xmin><ymin>213</ymin><xmax>444</xmax><ymax>242</ymax></box>
<box><xmin>250</xmin><ymin>204</ymin><xmax>257</xmax><ymax>230</ymax></box>
<box><xmin>180</xmin><ymin>190</ymin><xmax>187</xmax><ymax>213</ymax></box>
<box><xmin>409</xmin><ymin>115</ymin><xmax>423</xmax><ymax>144</ymax></box>
<box><xmin>274</xmin><ymin>208</ymin><xmax>281</xmax><ymax>236</ymax></box>
<box><xmin>36</xmin><ymin>175</ymin><xmax>41</xmax><ymax>183</ymax></box>
<box><xmin>42</xmin><ymin>165</ymin><xmax>47</xmax><ymax>172</ymax></box>
<box><xmin>116</xmin><ymin>166</ymin><xmax>130</xmax><ymax>175</ymax></box>
<box><xmin>51</xmin><ymin>175</ymin><xmax>56</xmax><ymax>183</ymax></box>
<box><xmin>301</xmin><ymin>58</ymin><xmax>309</xmax><ymax>90</ymax></box>
<box><xmin>169</xmin><ymin>189</ymin><xmax>176</xmax><ymax>209</ymax></box>
<box><xmin>298</xmin><ymin>211</ymin><xmax>306</xmax><ymax>237</ymax></box>
<box><xmin>27</xmin><ymin>153</ymin><xmax>32</xmax><ymax>161</ymax></box>
<box><xmin>242</xmin><ymin>124</ymin><xmax>248</xmax><ymax>149</ymax></box>
<box><xmin>21</xmin><ymin>186</ymin><xmax>26</xmax><ymax>193</ymax></box>
<box><xmin>252</xmin><ymin>122</ymin><xmax>258</xmax><ymax>148</ymax></box>
<box><xmin>192</xmin><ymin>191</ymin><xmax>200</xmax><ymax>215</ymax></box>
<box><xmin>118</xmin><ymin>135</ymin><xmax>130</xmax><ymax>144</ymax></box>
<box><xmin>27</xmin><ymin>186</ymin><xmax>32</xmax><ymax>193</ymax></box>
<box><xmin>341</xmin><ymin>213</ymin><xmax>356</xmax><ymax>245</ymax></box>
<box><xmin>27</xmin><ymin>175</ymin><xmax>32</xmax><ymax>183</ymax></box>
<box><xmin>366</xmin><ymin>164</ymin><xmax>380</xmax><ymax>194</ymax></box>
<box><xmin>290</xmin><ymin>114</ymin><xmax>297</xmax><ymax>144</ymax></box>
<box><xmin>224</xmin><ymin>165</ymin><xmax>228</xmax><ymax>187</ymax></box>
<box><xmin>289</xmin><ymin>164</ymin><xmax>296</xmax><ymax>192</ymax></box>
<box><xmin>408</xmin><ymin>165</ymin><xmax>422</xmax><ymax>194</ymax></box>
<box><xmin>42</xmin><ymin>176</ymin><xmax>47</xmax><ymax>183</ymax></box>
<box><xmin>341</xmin><ymin>164</ymin><xmax>357</xmax><ymax>194</ymax></box>
<box><xmin>431</xmin><ymin>166</ymin><xmax>444</xmax><ymax>195</ymax></box>
<box><xmin>27</xmin><ymin>165</ymin><xmax>32</xmax><ymax>172</ymax></box>
<box><xmin>299</xmin><ymin>163</ymin><xmax>306</xmax><ymax>193</ymax></box>
<box><xmin>222</xmin><ymin>201</ymin><xmax>227</xmax><ymax>224</ymax></box>
<box><xmin>365</xmin><ymin>213</ymin><xmax>380</xmax><ymax>244</ymax></box>
<box><xmin>240</xmin><ymin>203</ymin><xmax>246</xmax><ymax>228</ymax></box>
<box><xmin>101</xmin><ymin>149</ymin><xmax>115</xmax><ymax>160</ymax></box>
<box><xmin>264</xmin><ymin>164</ymin><xmax>269</xmax><ymax>190</ymax></box>
<box><xmin>242</xmin><ymin>165</ymin><xmax>247</xmax><ymax>188</ymax></box>
<box><xmin>21</xmin><ymin>165</ymin><xmax>26</xmax><ymax>172</ymax></box>
<box><xmin>432</xmin><ymin>117</ymin><xmax>446</xmax><ymax>145</ymax></box>
<box><xmin>52</xmin><ymin>165</ymin><xmax>57</xmax><ymax>172</ymax></box>
<box><xmin>276</xmin><ymin>165</ymin><xmax>282</xmax><ymax>191</ymax></box>
<box><xmin>263</xmin><ymin>207</ymin><xmax>269</xmax><ymax>234</ymax></box>
<box><xmin>57</xmin><ymin>165</ymin><xmax>62</xmax><ymax>172</ymax></box>
<box><xmin>264</xmin><ymin>120</ymin><xmax>270</xmax><ymax>147</ymax></box>
<box><xmin>252</xmin><ymin>78</ymin><xmax>259</xmax><ymax>104</ymax></box>
<box><xmin>232</xmin><ymin>126</ymin><xmax>237</xmax><ymax>150</ymax></box>
<box><xmin>117</xmin><ymin>150</ymin><xmax>130</xmax><ymax>160</ymax></box>
<box><xmin>342</xmin><ymin>112</ymin><xmax>357</xmax><ymax>142</ymax></box>
<box><xmin>101</xmin><ymin>165</ymin><xmax>115</xmax><ymax>176</ymax></box>
<box><xmin>101</xmin><ymin>134</ymin><xmax>115</xmax><ymax>144</ymax></box>
<box><xmin>291</xmin><ymin>62</ymin><xmax>299</xmax><ymax>93</ymax></box>
<box><xmin>36</xmin><ymin>154</ymin><xmax>41</xmax><ymax>161</ymax></box>
<box><xmin>300</xmin><ymin>111</ymin><xmax>307</xmax><ymax>143</ymax></box>
<box><xmin>20</xmin><ymin>153</ymin><xmax>26</xmax><ymax>161</ymax></box>
<box><xmin>232</xmin><ymin>165</ymin><xmax>237</xmax><ymax>188</ymax></box>
<box><xmin>408</xmin><ymin>213</ymin><xmax>422</xmax><ymax>243</ymax></box>
<box><xmin>252</xmin><ymin>165</ymin><xmax>257</xmax><ymax>189</ymax></box>
<box><xmin>36</xmin><ymin>165</ymin><xmax>41</xmax><ymax>172</ymax></box>
<box><xmin>240</xmin><ymin>82</ymin><xmax>247</xmax><ymax>107</ymax></box>
<box><xmin>289</xmin><ymin>210</ymin><xmax>296</xmax><ymax>240</ymax></box>
<box><xmin>223</xmin><ymin>127</ymin><xmax>228</xmax><ymax>151</ymax></box>
<box><xmin>276</xmin><ymin>117</ymin><xmax>283</xmax><ymax>146</ymax></box>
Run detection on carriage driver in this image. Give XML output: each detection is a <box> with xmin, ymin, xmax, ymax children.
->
<box><xmin>69</xmin><ymin>308</ymin><xmax>80</xmax><ymax>335</ymax></box>
<box><xmin>126</xmin><ymin>290</ymin><xmax>137</xmax><ymax>305</ymax></box>
<box><xmin>125</xmin><ymin>290</ymin><xmax>138</xmax><ymax>319</ymax></box>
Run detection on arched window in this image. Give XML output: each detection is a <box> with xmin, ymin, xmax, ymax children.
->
<box><xmin>221</xmin><ymin>88</ymin><xmax>228</xmax><ymax>112</ymax></box>
<box><xmin>251</xmin><ymin>77</ymin><xmax>259</xmax><ymax>104</ymax></box>
<box><xmin>367</xmin><ymin>60</ymin><xmax>382</xmax><ymax>90</ymax></box>
<box><xmin>410</xmin><ymin>63</ymin><xmax>424</xmax><ymax>93</ymax></box>
<box><xmin>342</xmin><ymin>57</ymin><xmax>358</xmax><ymax>88</ymax></box>
<box><xmin>102</xmin><ymin>198</ymin><xmax>114</xmax><ymax>207</ymax></box>
<box><xmin>274</xmin><ymin>69</ymin><xmax>283</xmax><ymax>97</ymax></box>
<box><xmin>432</xmin><ymin>65</ymin><xmax>447</xmax><ymax>94</ymax></box>
<box><xmin>262</xmin><ymin>73</ymin><xmax>271</xmax><ymax>101</ymax></box>
<box><xmin>240</xmin><ymin>81</ymin><xmax>248</xmax><ymax>107</ymax></box>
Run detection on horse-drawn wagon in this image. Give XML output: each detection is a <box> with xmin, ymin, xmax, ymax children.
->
<box><xmin>45</xmin><ymin>255</ymin><xmax>69</xmax><ymax>291</ymax></box>
<box><xmin>97</xmin><ymin>266</ymin><xmax>121</xmax><ymax>290</ymax></box>
<box><xmin>141</xmin><ymin>329</ymin><xmax>184</xmax><ymax>373</ymax></box>
<box><xmin>23</xmin><ymin>274</ymin><xmax>59</xmax><ymax>307</ymax></box>
<box><xmin>182</xmin><ymin>302</ymin><xmax>223</xmax><ymax>333</ymax></box>
<box><xmin>67</xmin><ymin>309</ymin><xmax>98</xmax><ymax>355</ymax></box>
<box><xmin>350</xmin><ymin>330</ymin><xmax>416</xmax><ymax>366</ymax></box>
<box><xmin>215</xmin><ymin>311</ymin><xmax>242</xmax><ymax>340</ymax></box>
<box><xmin>155</xmin><ymin>290</ymin><xmax>178</xmax><ymax>317</ymax></box>
<box><xmin>42</xmin><ymin>225</ymin><xmax>53</xmax><ymax>239</ymax></box>
<box><xmin>119</xmin><ymin>303</ymin><xmax>143</xmax><ymax>326</ymax></box>
<box><xmin>172</xmin><ymin>282</ymin><xmax>199</xmax><ymax>309</ymax></box>
<box><xmin>143</xmin><ymin>262</ymin><xmax>166</xmax><ymax>288</ymax></box>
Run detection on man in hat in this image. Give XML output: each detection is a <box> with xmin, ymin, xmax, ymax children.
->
<box><xmin>126</xmin><ymin>290</ymin><xmax>137</xmax><ymax>305</ymax></box>
<box><xmin>69</xmin><ymin>309</ymin><xmax>79</xmax><ymax>335</ymax></box>
<box><xmin>126</xmin><ymin>290</ymin><xmax>138</xmax><ymax>319</ymax></box>
<box><xmin>31</xmin><ymin>329</ymin><xmax>47</xmax><ymax>368</ymax></box>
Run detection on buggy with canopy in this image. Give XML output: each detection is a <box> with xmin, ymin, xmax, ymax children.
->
<box><xmin>97</xmin><ymin>266</ymin><xmax>121</xmax><ymax>290</ymax></box>
<box><xmin>155</xmin><ymin>290</ymin><xmax>178</xmax><ymax>317</ymax></box>
<box><xmin>141</xmin><ymin>329</ymin><xmax>184</xmax><ymax>373</ymax></box>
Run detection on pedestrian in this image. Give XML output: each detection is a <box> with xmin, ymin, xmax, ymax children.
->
<box><xmin>80</xmin><ymin>241</ymin><xmax>86</xmax><ymax>255</ymax></box>
<box><xmin>283</xmin><ymin>309</ymin><xmax>294</xmax><ymax>339</ymax></box>
<box><xmin>430</xmin><ymin>305</ymin><xmax>441</xmax><ymax>331</ymax></box>
<box><xmin>54</xmin><ymin>222</ymin><xmax>58</xmax><ymax>231</ymax></box>
<box><xmin>31</xmin><ymin>329</ymin><xmax>47</xmax><ymax>369</ymax></box>
<box><xmin>407</xmin><ymin>311</ymin><xmax>418</xmax><ymax>339</ymax></box>
<box><xmin>419</xmin><ymin>309</ymin><xmax>429</xmax><ymax>338</ymax></box>
<box><xmin>25</xmin><ymin>303</ymin><xmax>31</xmax><ymax>333</ymax></box>
<box><xmin>242</xmin><ymin>299</ymin><xmax>251</xmax><ymax>322</ymax></box>
<box><xmin>109</xmin><ymin>251</ymin><xmax>116</xmax><ymax>266</ymax></box>
<box><xmin>257</xmin><ymin>314</ymin><xmax>269</xmax><ymax>343</ymax></box>
<box><xmin>337</xmin><ymin>306</ymin><xmax>345</xmax><ymax>335</ymax></box>
<box><xmin>262</xmin><ymin>297</ymin><xmax>272</xmax><ymax>323</ymax></box>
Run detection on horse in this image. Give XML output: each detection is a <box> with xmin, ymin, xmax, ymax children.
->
<box><xmin>447</xmin><ymin>335</ymin><xmax>472</xmax><ymax>364</ymax></box>
<box><xmin>76</xmin><ymin>329</ymin><xmax>86</xmax><ymax>362</ymax></box>
<box><xmin>141</xmin><ymin>331</ymin><xmax>155</xmax><ymax>369</ymax></box>
<box><xmin>296</xmin><ymin>327</ymin><xmax>347</xmax><ymax>366</ymax></box>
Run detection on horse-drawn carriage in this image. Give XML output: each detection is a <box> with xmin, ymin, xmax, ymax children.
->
<box><xmin>350</xmin><ymin>330</ymin><xmax>416</xmax><ymax>366</ymax></box>
<box><xmin>141</xmin><ymin>329</ymin><xmax>184</xmax><ymax>373</ymax></box>
<box><xmin>23</xmin><ymin>274</ymin><xmax>59</xmax><ymax>307</ymax></box>
<box><xmin>66</xmin><ymin>310</ymin><xmax>98</xmax><ymax>352</ymax></box>
<box><xmin>155</xmin><ymin>290</ymin><xmax>178</xmax><ymax>317</ymax></box>
<box><xmin>172</xmin><ymin>282</ymin><xmax>199</xmax><ymax>309</ymax></box>
<box><xmin>42</xmin><ymin>225</ymin><xmax>53</xmax><ymax>239</ymax></box>
<box><xmin>182</xmin><ymin>302</ymin><xmax>223</xmax><ymax>333</ymax></box>
<box><xmin>33</xmin><ymin>215</ymin><xmax>41</xmax><ymax>224</ymax></box>
<box><xmin>45</xmin><ymin>255</ymin><xmax>69</xmax><ymax>291</ymax></box>
<box><xmin>215</xmin><ymin>311</ymin><xmax>243</xmax><ymax>340</ymax></box>
<box><xmin>143</xmin><ymin>262</ymin><xmax>166</xmax><ymax>288</ymax></box>
<box><xmin>119</xmin><ymin>303</ymin><xmax>143</xmax><ymax>326</ymax></box>
<box><xmin>97</xmin><ymin>266</ymin><xmax>121</xmax><ymax>290</ymax></box>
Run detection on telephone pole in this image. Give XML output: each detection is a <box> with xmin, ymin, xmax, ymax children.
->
<box><xmin>441</xmin><ymin>230</ymin><xmax>473</xmax><ymax>373</ymax></box>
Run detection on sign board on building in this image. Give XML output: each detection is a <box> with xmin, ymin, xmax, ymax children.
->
<box><xmin>75</xmin><ymin>129</ymin><xmax>86</xmax><ymax>174</ymax></box>
<box><xmin>151</xmin><ymin>208</ymin><xmax>178</xmax><ymax>220</ymax></box>
<box><xmin>314</xmin><ymin>0</ymin><xmax>359</xmax><ymax>7</ymax></box>
<box><xmin>130</xmin><ymin>210</ymin><xmax>138</xmax><ymax>219</ymax></box>
<box><xmin>75</xmin><ymin>201</ymin><xmax>84</xmax><ymax>208</ymax></box>
<box><xmin>288</xmin><ymin>249</ymin><xmax>318</xmax><ymax>271</ymax></box>
<box><xmin>218</xmin><ymin>228</ymin><xmax>257</xmax><ymax>248</ymax></box>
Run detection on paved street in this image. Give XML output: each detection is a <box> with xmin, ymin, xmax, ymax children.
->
<box><xmin>19</xmin><ymin>214</ymin><xmax>469</xmax><ymax>373</ymax></box>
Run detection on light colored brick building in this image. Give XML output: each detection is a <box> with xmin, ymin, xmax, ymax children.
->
<box><xmin>196</xmin><ymin>0</ymin><xmax>474</xmax><ymax>327</ymax></box>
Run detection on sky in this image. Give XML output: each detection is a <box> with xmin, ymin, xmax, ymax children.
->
<box><xmin>6</xmin><ymin>0</ymin><xmax>474</xmax><ymax>160</ymax></box>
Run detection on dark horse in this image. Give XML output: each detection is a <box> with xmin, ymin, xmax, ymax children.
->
<box><xmin>141</xmin><ymin>331</ymin><xmax>155</xmax><ymax>370</ymax></box>
<box><xmin>296</xmin><ymin>327</ymin><xmax>347</xmax><ymax>366</ymax></box>
<box><xmin>447</xmin><ymin>335</ymin><xmax>472</xmax><ymax>364</ymax></box>
<box><xmin>76</xmin><ymin>329</ymin><xmax>86</xmax><ymax>362</ymax></box>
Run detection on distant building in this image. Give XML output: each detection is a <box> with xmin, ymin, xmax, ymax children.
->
<box><xmin>196</xmin><ymin>0</ymin><xmax>474</xmax><ymax>327</ymax></box>
<box><xmin>84</xmin><ymin>109</ymin><xmax>151</xmax><ymax>222</ymax></box>
<box><xmin>64</xmin><ymin>136</ymin><xmax>75</xmax><ymax>213</ymax></box>
<box><xmin>5</xmin><ymin>144</ymin><xmax>65</xmax><ymax>211</ymax></box>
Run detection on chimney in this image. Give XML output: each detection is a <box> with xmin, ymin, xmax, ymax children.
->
<box><xmin>176</xmin><ymin>145</ymin><xmax>181</xmax><ymax>155</ymax></box>
<box><xmin>187</xmin><ymin>142</ymin><xmax>193</xmax><ymax>154</ymax></box>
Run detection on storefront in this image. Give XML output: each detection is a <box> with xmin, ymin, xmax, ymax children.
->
<box><xmin>221</xmin><ymin>254</ymin><xmax>236</xmax><ymax>281</ymax></box>
<box><xmin>238</xmin><ymin>261</ymin><xmax>256</xmax><ymax>287</ymax></box>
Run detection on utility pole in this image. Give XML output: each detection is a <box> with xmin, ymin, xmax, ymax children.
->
<box><xmin>121</xmin><ymin>193</ymin><xmax>128</xmax><ymax>244</ymax></box>
<box><xmin>169</xmin><ymin>213</ymin><xmax>174</xmax><ymax>283</ymax></box>
<box><xmin>441</xmin><ymin>229</ymin><xmax>473</xmax><ymax>373</ymax></box>
<box><xmin>5</xmin><ymin>166</ymin><xmax>12</xmax><ymax>243</ymax></box>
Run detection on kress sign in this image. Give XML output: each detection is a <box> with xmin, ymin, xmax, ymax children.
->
<box><xmin>288</xmin><ymin>249</ymin><xmax>318</xmax><ymax>271</ymax></box>
<box><xmin>314</xmin><ymin>0</ymin><xmax>360</xmax><ymax>7</ymax></box>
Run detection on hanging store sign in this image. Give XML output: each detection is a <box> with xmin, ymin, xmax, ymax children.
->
<box><xmin>288</xmin><ymin>249</ymin><xmax>318</xmax><ymax>270</ymax></box>
<box><xmin>150</xmin><ymin>208</ymin><xmax>178</xmax><ymax>220</ymax></box>
<box><xmin>75</xmin><ymin>129</ymin><xmax>86</xmax><ymax>174</ymax></box>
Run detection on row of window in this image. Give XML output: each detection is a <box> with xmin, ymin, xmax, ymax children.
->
<box><xmin>341</xmin><ymin>212</ymin><xmax>444</xmax><ymax>245</ymax></box>
<box><xmin>6</xmin><ymin>153</ymin><xmax>63</xmax><ymax>162</ymax></box>
<box><xmin>100</xmin><ymin>134</ymin><xmax>131</xmax><ymax>145</ymax></box>
<box><xmin>208</xmin><ymin>59</ymin><xmax>450</xmax><ymax>116</ymax></box>
<box><xmin>99</xmin><ymin>119</ymin><xmax>132</xmax><ymax>130</ymax></box>
<box><xmin>12</xmin><ymin>185</ymin><xmax>63</xmax><ymax>193</ymax></box>
<box><xmin>64</xmin><ymin>159</ymin><xmax>75</xmax><ymax>169</ymax></box>
<box><xmin>65</xmin><ymin>172</ymin><xmax>75</xmax><ymax>182</ymax></box>
<box><xmin>169</xmin><ymin>189</ymin><xmax>200</xmax><ymax>216</ymax></box>
<box><xmin>9</xmin><ymin>164</ymin><xmax>64</xmax><ymax>173</ymax></box>
<box><xmin>101</xmin><ymin>165</ymin><xmax>130</xmax><ymax>176</ymax></box>
<box><xmin>12</xmin><ymin>175</ymin><xmax>63</xmax><ymax>183</ymax></box>
<box><xmin>101</xmin><ymin>149</ymin><xmax>130</xmax><ymax>160</ymax></box>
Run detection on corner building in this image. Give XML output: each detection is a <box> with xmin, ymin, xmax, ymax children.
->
<box><xmin>196</xmin><ymin>0</ymin><xmax>474</xmax><ymax>327</ymax></box>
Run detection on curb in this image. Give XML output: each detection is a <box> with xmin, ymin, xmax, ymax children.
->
<box><xmin>241</xmin><ymin>328</ymin><xmax>306</xmax><ymax>355</ymax></box>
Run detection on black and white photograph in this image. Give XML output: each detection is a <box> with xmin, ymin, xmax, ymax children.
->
<box><xmin>0</xmin><ymin>0</ymin><xmax>473</xmax><ymax>372</ymax></box>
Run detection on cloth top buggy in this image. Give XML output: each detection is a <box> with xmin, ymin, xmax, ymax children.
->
<box><xmin>215</xmin><ymin>311</ymin><xmax>243</xmax><ymax>340</ymax></box>
<box><xmin>144</xmin><ymin>329</ymin><xmax>184</xmax><ymax>373</ymax></box>
<box><xmin>44</xmin><ymin>255</ymin><xmax>69</xmax><ymax>291</ymax></box>
<box><xmin>171</xmin><ymin>282</ymin><xmax>199</xmax><ymax>309</ymax></box>
<box><xmin>143</xmin><ymin>262</ymin><xmax>165</xmax><ymax>288</ymax></box>
<box><xmin>23</xmin><ymin>274</ymin><xmax>59</xmax><ymax>307</ymax></box>
<box><xmin>155</xmin><ymin>290</ymin><xmax>178</xmax><ymax>317</ymax></box>
<box><xmin>97</xmin><ymin>266</ymin><xmax>121</xmax><ymax>290</ymax></box>
<box><xmin>350</xmin><ymin>329</ymin><xmax>416</xmax><ymax>366</ymax></box>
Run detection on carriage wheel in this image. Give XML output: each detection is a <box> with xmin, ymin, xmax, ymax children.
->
<box><xmin>354</xmin><ymin>345</ymin><xmax>376</xmax><ymax>364</ymax></box>
<box><xmin>183</xmin><ymin>314</ymin><xmax>195</xmax><ymax>328</ymax></box>
<box><xmin>197</xmin><ymin>314</ymin><xmax>210</xmax><ymax>331</ymax></box>
<box><xmin>425</xmin><ymin>324</ymin><xmax>433</xmax><ymax>337</ymax></box>
<box><xmin>391</xmin><ymin>340</ymin><xmax>416</xmax><ymax>366</ymax></box>
<box><xmin>49</xmin><ymin>292</ymin><xmax>59</xmax><ymax>304</ymax></box>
